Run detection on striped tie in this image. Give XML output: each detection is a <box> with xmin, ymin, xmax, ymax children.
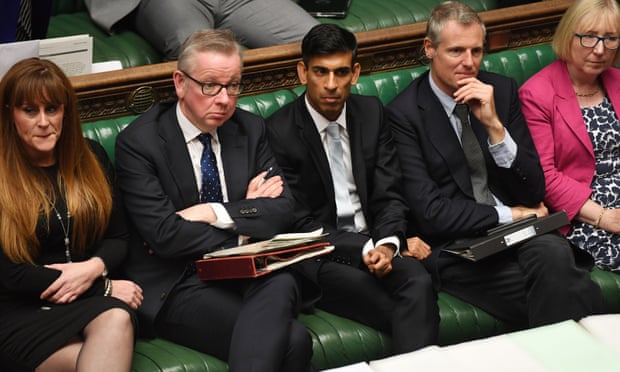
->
<box><xmin>15</xmin><ymin>0</ymin><xmax>32</xmax><ymax>41</ymax></box>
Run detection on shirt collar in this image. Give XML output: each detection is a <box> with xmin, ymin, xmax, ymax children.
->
<box><xmin>304</xmin><ymin>95</ymin><xmax>347</xmax><ymax>133</ymax></box>
<box><xmin>176</xmin><ymin>103</ymin><xmax>219</xmax><ymax>143</ymax></box>
<box><xmin>428</xmin><ymin>72</ymin><xmax>458</xmax><ymax>117</ymax></box>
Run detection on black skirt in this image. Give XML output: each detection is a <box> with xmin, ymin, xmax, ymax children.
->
<box><xmin>0</xmin><ymin>296</ymin><xmax>137</xmax><ymax>371</ymax></box>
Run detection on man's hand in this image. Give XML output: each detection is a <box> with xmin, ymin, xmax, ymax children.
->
<box><xmin>246</xmin><ymin>171</ymin><xmax>283</xmax><ymax>199</ymax></box>
<box><xmin>176</xmin><ymin>203</ymin><xmax>217</xmax><ymax>224</ymax></box>
<box><xmin>110</xmin><ymin>280</ymin><xmax>144</xmax><ymax>310</ymax></box>
<box><xmin>510</xmin><ymin>202</ymin><xmax>548</xmax><ymax>221</ymax></box>
<box><xmin>454</xmin><ymin>77</ymin><xmax>505</xmax><ymax>144</ymax></box>
<box><xmin>403</xmin><ymin>236</ymin><xmax>431</xmax><ymax>260</ymax></box>
<box><xmin>363</xmin><ymin>244</ymin><xmax>394</xmax><ymax>278</ymax></box>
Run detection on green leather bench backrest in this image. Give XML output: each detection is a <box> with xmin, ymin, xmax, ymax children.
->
<box><xmin>49</xmin><ymin>0</ymin><xmax>498</xmax><ymax>68</ymax></box>
<box><xmin>52</xmin><ymin>0</ymin><xmax>496</xmax><ymax>28</ymax></box>
<box><xmin>82</xmin><ymin>43</ymin><xmax>556</xmax><ymax>162</ymax></box>
<box><xmin>49</xmin><ymin>0</ymin><xmax>161</xmax><ymax>67</ymax></box>
<box><xmin>236</xmin><ymin>43</ymin><xmax>556</xmax><ymax>111</ymax></box>
<box><xmin>315</xmin><ymin>0</ymin><xmax>496</xmax><ymax>33</ymax></box>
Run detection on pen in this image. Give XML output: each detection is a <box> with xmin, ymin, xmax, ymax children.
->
<box><xmin>258</xmin><ymin>166</ymin><xmax>273</xmax><ymax>187</ymax></box>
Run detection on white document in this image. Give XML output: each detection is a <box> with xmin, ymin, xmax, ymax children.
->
<box><xmin>92</xmin><ymin>60</ymin><xmax>123</xmax><ymax>73</ymax></box>
<box><xmin>203</xmin><ymin>228</ymin><xmax>327</xmax><ymax>258</ymax></box>
<box><xmin>39</xmin><ymin>34</ymin><xmax>93</xmax><ymax>76</ymax></box>
<box><xmin>0</xmin><ymin>40</ymin><xmax>39</xmax><ymax>79</ymax></box>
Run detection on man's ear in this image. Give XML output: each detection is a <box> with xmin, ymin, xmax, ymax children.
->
<box><xmin>173</xmin><ymin>70</ymin><xmax>186</xmax><ymax>98</ymax></box>
<box><xmin>351</xmin><ymin>62</ymin><xmax>361</xmax><ymax>85</ymax></box>
<box><xmin>297</xmin><ymin>61</ymin><xmax>308</xmax><ymax>85</ymax></box>
<box><xmin>423</xmin><ymin>37</ymin><xmax>435</xmax><ymax>60</ymax></box>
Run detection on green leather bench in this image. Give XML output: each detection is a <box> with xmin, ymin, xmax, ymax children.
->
<box><xmin>48</xmin><ymin>0</ymin><xmax>497</xmax><ymax>68</ymax></box>
<box><xmin>80</xmin><ymin>43</ymin><xmax>620</xmax><ymax>371</ymax></box>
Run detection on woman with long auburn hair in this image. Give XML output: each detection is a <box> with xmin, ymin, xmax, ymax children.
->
<box><xmin>0</xmin><ymin>58</ymin><xmax>142</xmax><ymax>371</ymax></box>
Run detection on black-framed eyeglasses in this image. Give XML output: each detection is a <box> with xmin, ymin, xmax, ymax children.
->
<box><xmin>180</xmin><ymin>70</ymin><xmax>243</xmax><ymax>96</ymax></box>
<box><xmin>574</xmin><ymin>33</ymin><xmax>620</xmax><ymax>50</ymax></box>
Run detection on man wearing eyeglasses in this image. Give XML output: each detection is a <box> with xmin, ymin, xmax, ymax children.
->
<box><xmin>115</xmin><ymin>29</ymin><xmax>313</xmax><ymax>372</ymax></box>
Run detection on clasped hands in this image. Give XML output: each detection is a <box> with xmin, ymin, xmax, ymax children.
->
<box><xmin>364</xmin><ymin>237</ymin><xmax>432</xmax><ymax>278</ymax></box>
<box><xmin>41</xmin><ymin>258</ymin><xmax>143</xmax><ymax>310</ymax></box>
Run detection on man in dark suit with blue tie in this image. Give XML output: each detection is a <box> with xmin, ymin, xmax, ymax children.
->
<box><xmin>387</xmin><ymin>1</ymin><xmax>602</xmax><ymax>328</ymax></box>
<box><xmin>266</xmin><ymin>24</ymin><xmax>439</xmax><ymax>353</ymax></box>
<box><xmin>115</xmin><ymin>29</ymin><xmax>312</xmax><ymax>372</ymax></box>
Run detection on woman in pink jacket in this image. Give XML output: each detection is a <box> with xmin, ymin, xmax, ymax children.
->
<box><xmin>519</xmin><ymin>0</ymin><xmax>620</xmax><ymax>271</ymax></box>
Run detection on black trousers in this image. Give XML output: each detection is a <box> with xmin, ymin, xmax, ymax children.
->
<box><xmin>437</xmin><ymin>232</ymin><xmax>604</xmax><ymax>327</ymax></box>
<box><xmin>155</xmin><ymin>271</ymin><xmax>312</xmax><ymax>372</ymax></box>
<box><xmin>310</xmin><ymin>256</ymin><xmax>439</xmax><ymax>354</ymax></box>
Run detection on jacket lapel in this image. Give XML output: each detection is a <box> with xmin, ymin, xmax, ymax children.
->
<box><xmin>157</xmin><ymin>107</ymin><xmax>201</xmax><ymax>207</ymax></box>
<box><xmin>418</xmin><ymin>76</ymin><xmax>476</xmax><ymax>199</ymax></box>
<box><xmin>295</xmin><ymin>96</ymin><xmax>337</xmax><ymax>202</ymax></box>
<box><xmin>554</xmin><ymin>61</ymin><xmax>595</xmax><ymax>155</ymax></box>
<box><xmin>603</xmin><ymin>67</ymin><xmax>620</xmax><ymax>121</ymax></box>
<box><xmin>346</xmin><ymin>102</ymin><xmax>368</xmax><ymax>208</ymax></box>
<box><xmin>218</xmin><ymin>112</ymin><xmax>248</xmax><ymax>201</ymax></box>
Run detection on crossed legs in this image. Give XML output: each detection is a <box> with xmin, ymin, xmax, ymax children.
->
<box><xmin>36</xmin><ymin>308</ymin><xmax>134</xmax><ymax>372</ymax></box>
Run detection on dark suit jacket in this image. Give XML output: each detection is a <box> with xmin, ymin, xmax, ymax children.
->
<box><xmin>266</xmin><ymin>94</ymin><xmax>409</xmax><ymax>269</ymax></box>
<box><xmin>115</xmin><ymin>101</ymin><xmax>293</xmax><ymax>330</ymax></box>
<box><xmin>387</xmin><ymin>70</ymin><xmax>545</xmax><ymax>271</ymax></box>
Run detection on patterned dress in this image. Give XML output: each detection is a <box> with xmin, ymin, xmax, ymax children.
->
<box><xmin>567</xmin><ymin>96</ymin><xmax>620</xmax><ymax>272</ymax></box>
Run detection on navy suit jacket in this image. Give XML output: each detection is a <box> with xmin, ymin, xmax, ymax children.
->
<box><xmin>115</xmin><ymin>101</ymin><xmax>293</xmax><ymax>330</ymax></box>
<box><xmin>387</xmin><ymin>70</ymin><xmax>545</xmax><ymax>271</ymax></box>
<box><xmin>266</xmin><ymin>94</ymin><xmax>409</xmax><ymax>269</ymax></box>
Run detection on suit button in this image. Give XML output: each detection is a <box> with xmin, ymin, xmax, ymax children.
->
<box><xmin>160</xmin><ymin>292</ymin><xmax>167</xmax><ymax>300</ymax></box>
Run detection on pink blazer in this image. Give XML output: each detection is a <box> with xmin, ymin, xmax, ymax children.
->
<box><xmin>519</xmin><ymin>60</ymin><xmax>620</xmax><ymax>234</ymax></box>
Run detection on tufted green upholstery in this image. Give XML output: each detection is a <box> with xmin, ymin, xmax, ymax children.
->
<box><xmin>48</xmin><ymin>0</ymin><xmax>498</xmax><ymax>68</ymax></box>
<box><xmin>46</xmin><ymin>11</ymin><xmax>160</xmax><ymax>68</ymax></box>
<box><xmin>80</xmin><ymin>43</ymin><xmax>620</xmax><ymax>371</ymax></box>
<box><xmin>313</xmin><ymin>0</ymin><xmax>495</xmax><ymax>33</ymax></box>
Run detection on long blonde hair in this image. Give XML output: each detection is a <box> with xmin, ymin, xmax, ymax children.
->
<box><xmin>0</xmin><ymin>58</ymin><xmax>112</xmax><ymax>264</ymax></box>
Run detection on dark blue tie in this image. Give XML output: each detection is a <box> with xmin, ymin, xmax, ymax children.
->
<box><xmin>198</xmin><ymin>133</ymin><xmax>223</xmax><ymax>203</ymax></box>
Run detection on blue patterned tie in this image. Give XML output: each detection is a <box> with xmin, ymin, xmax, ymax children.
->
<box><xmin>198</xmin><ymin>133</ymin><xmax>223</xmax><ymax>203</ymax></box>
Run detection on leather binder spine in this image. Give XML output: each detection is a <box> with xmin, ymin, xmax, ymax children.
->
<box><xmin>196</xmin><ymin>256</ymin><xmax>265</xmax><ymax>280</ymax></box>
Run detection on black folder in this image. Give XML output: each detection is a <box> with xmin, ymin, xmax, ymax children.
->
<box><xmin>298</xmin><ymin>0</ymin><xmax>352</xmax><ymax>18</ymax></box>
<box><xmin>442</xmin><ymin>211</ymin><xmax>569</xmax><ymax>261</ymax></box>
